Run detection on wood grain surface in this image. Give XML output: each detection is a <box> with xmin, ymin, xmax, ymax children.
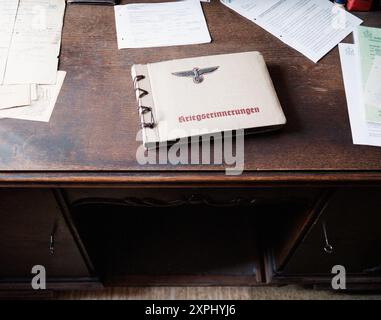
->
<box><xmin>55</xmin><ymin>286</ymin><xmax>381</xmax><ymax>300</ymax></box>
<box><xmin>0</xmin><ymin>1</ymin><xmax>380</xmax><ymax>181</ymax></box>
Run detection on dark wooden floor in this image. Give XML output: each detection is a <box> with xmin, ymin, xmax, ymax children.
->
<box><xmin>55</xmin><ymin>286</ymin><xmax>381</xmax><ymax>300</ymax></box>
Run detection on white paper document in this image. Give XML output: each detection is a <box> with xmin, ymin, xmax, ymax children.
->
<box><xmin>114</xmin><ymin>0</ymin><xmax>211</xmax><ymax>49</ymax></box>
<box><xmin>0</xmin><ymin>84</ymin><xmax>30</xmax><ymax>110</ymax></box>
<box><xmin>221</xmin><ymin>0</ymin><xmax>363</xmax><ymax>63</ymax></box>
<box><xmin>364</xmin><ymin>56</ymin><xmax>381</xmax><ymax>109</ymax></box>
<box><xmin>339</xmin><ymin>43</ymin><xmax>381</xmax><ymax>147</ymax></box>
<box><xmin>0</xmin><ymin>71</ymin><xmax>66</xmax><ymax>122</ymax></box>
<box><xmin>0</xmin><ymin>0</ymin><xmax>19</xmax><ymax>83</ymax></box>
<box><xmin>0</xmin><ymin>0</ymin><xmax>66</xmax><ymax>85</ymax></box>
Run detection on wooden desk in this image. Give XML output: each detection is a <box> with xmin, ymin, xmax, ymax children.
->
<box><xmin>0</xmin><ymin>2</ymin><xmax>381</xmax><ymax>291</ymax></box>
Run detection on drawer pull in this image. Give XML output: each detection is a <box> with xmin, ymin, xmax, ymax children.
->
<box><xmin>50</xmin><ymin>233</ymin><xmax>55</xmax><ymax>255</ymax></box>
<box><xmin>322</xmin><ymin>221</ymin><xmax>334</xmax><ymax>254</ymax></box>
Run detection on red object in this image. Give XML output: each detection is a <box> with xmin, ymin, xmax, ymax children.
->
<box><xmin>347</xmin><ymin>0</ymin><xmax>373</xmax><ymax>11</ymax></box>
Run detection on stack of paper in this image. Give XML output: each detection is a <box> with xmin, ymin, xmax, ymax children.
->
<box><xmin>0</xmin><ymin>0</ymin><xmax>66</xmax><ymax>122</ymax></box>
<box><xmin>114</xmin><ymin>0</ymin><xmax>211</xmax><ymax>49</ymax></box>
<box><xmin>339</xmin><ymin>26</ymin><xmax>381</xmax><ymax>148</ymax></box>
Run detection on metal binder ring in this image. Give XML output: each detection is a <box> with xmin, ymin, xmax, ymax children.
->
<box><xmin>133</xmin><ymin>75</ymin><xmax>145</xmax><ymax>88</ymax></box>
<box><xmin>143</xmin><ymin>121</ymin><xmax>155</xmax><ymax>129</ymax></box>
<box><xmin>140</xmin><ymin>106</ymin><xmax>152</xmax><ymax>114</ymax></box>
<box><xmin>142</xmin><ymin>111</ymin><xmax>155</xmax><ymax>129</ymax></box>
<box><xmin>136</xmin><ymin>87</ymin><xmax>149</xmax><ymax>99</ymax></box>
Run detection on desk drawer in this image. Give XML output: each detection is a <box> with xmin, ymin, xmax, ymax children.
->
<box><xmin>71</xmin><ymin>201</ymin><xmax>263</xmax><ymax>285</ymax></box>
<box><xmin>275</xmin><ymin>188</ymin><xmax>381</xmax><ymax>276</ymax></box>
<box><xmin>0</xmin><ymin>189</ymin><xmax>90</xmax><ymax>279</ymax></box>
<box><xmin>68</xmin><ymin>187</ymin><xmax>316</xmax><ymax>286</ymax></box>
<box><xmin>65</xmin><ymin>188</ymin><xmax>318</xmax><ymax>285</ymax></box>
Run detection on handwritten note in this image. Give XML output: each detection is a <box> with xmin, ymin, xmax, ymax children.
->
<box><xmin>114</xmin><ymin>0</ymin><xmax>211</xmax><ymax>49</ymax></box>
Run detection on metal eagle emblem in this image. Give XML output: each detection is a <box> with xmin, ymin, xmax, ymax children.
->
<box><xmin>172</xmin><ymin>66</ymin><xmax>219</xmax><ymax>84</ymax></box>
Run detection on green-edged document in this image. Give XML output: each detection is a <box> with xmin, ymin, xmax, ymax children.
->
<box><xmin>354</xmin><ymin>26</ymin><xmax>381</xmax><ymax>123</ymax></box>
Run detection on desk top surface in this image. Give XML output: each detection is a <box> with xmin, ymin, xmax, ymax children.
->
<box><xmin>1</xmin><ymin>1</ymin><xmax>381</xmax><ymax>184</ymax></box>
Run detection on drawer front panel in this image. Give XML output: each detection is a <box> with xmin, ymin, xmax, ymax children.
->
<box><xmin>0</xmin><ymin>189</ymin><xmax>90</xmax><ymax>279</ymax></box>
<box><xmin>279</xmin><ymin>188</ymin><xmax>381</xmax><ymax>276</ymax></box>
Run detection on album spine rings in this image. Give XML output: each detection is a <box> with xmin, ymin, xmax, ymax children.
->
<box><xmin>133</xmin><ymin>75</ymin><xmax>156</xmax><ymax>129</ymax></box>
